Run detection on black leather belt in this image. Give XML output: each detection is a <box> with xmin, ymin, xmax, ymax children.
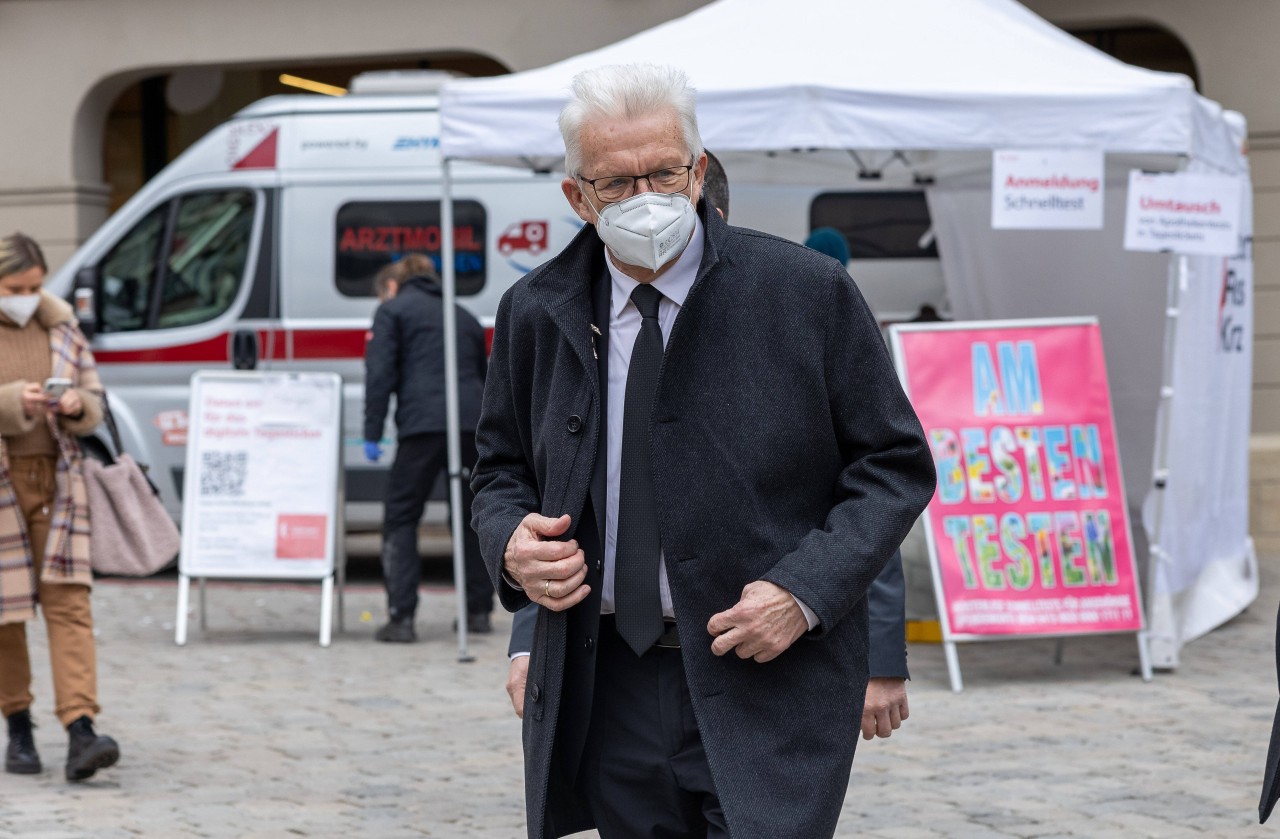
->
<box><xmin>601</xmin><ymin>615</ymin><xmax>680</xmax><ymax>650</ymax></box>
<box><xmin>654</xmin><ymin>619</ymin><xmax>680</xmax><ymax>649</ymax></box>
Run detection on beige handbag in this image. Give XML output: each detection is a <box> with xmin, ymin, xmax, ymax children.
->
<box><xmin>82</xmin><ymin>400</ymin><xmax>180</xmax><ymax>576</ymax></box>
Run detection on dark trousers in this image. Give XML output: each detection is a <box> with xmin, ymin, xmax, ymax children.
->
<box><xmin>382</xmin><ymin>432</ymin><xmax>492</xmax><ymax>620</ymax></box>
<box><xmin>579</xmin><ymin>616</ymin><xmax>727</xmax><ymax>839</ymax></box>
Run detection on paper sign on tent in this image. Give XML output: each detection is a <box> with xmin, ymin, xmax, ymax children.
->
<box><xmin>991</xmin><ymin>149</ymin><xmax>1104</xmax><ymax>230</ymax></box>
<box><xmin>1123</xmin><ymin>170</ymin><xmax>1243</xmax><ymax>256</ymax></box>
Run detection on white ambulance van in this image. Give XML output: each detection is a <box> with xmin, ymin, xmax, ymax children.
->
<box><xmin>46</xmin><ymin>72</ymin><xmax>945</xmax><ymax>528</ymax></box>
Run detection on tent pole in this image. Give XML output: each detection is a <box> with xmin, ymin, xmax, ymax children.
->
<box><xmin>441</xmin><ymin>157</ymin><xmax>474</xmax><ymax>664</ymax></box>
<box><xmin>1144</xmin><ymin>249</ymin><xmax>1186</xmax><ymax>675</ymax></box>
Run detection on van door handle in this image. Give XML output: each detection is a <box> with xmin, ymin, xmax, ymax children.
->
<box><xmin>232</xmin><ymin>330</ymin><xmax>258</xmax><ymax>370</ymax></box>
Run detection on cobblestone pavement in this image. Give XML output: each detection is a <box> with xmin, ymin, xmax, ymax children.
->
<box><xmin>1</xmin><ymin>556</ymin><xmax>1277</xmax><ymax>839</ymax></box>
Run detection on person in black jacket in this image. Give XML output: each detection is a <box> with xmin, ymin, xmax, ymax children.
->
<box><xmin>364</xmin><ymin>253</ymin><xmax>492</xmax><ymax>642</ymax></box>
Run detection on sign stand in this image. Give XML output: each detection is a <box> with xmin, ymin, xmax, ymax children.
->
<box><xmin>891</xmin><ymin>319</ymin><xmax>1153</xmax><ymax>692</ymax></box>
<box><xmin>174</xmin><ymin>371</ymin><xmax>344</xmax><ymax>648</ymax></box>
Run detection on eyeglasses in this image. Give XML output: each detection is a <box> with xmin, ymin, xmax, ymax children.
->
<box><xmin>578</xmin><ymin>164</ymin><xmax>694</xmax><ymax>203</ymax></box>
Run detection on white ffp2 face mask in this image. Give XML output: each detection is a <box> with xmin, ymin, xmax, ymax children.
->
<box><xmin>593</xmin><ymin>191</ymin><xmax>697</xmax><ymax>272</ymax></box>
<box><xmin>0</xmin><ymin>294</ymin><xmax>40</xmax><ymax>328</ymax></box>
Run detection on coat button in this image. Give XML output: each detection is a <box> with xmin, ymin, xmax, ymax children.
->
<box><xmin>530</xmin><ymin>683</ymin><xmax>541</xmax><ymax>702</ymax></box>
<box><xmin>584</xmin><ymin>637</ymin><xmax>594</xmax><ymax>651</ymax></box>
<box><xmin>566</xmin><ymin>415</ymin><xmax>582</xmax><ymax>434</ymax></box>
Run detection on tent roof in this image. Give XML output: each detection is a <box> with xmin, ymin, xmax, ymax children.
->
<box><xmin>440</xmin><ymin>0</ymin><xmax>1240</xmax><ymax>171</ymax></box>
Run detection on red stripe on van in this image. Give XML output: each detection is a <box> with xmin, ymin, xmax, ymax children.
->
<box><xmin>93</xmin><ymin>334</ymin><xmax>231</xmax><ymax>364</ymax></box>
<box><xmin>290</xmin><ymin>329</ymin><xmax>370</xmax><ymax>360</ymax></box>
<box><xmin>93</xmin><ymin>326</ymin><xmax>493</xmax><ymax>364</ymax></box>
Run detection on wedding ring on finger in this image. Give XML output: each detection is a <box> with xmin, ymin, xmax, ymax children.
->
<box><xmin>544</xmin><ymin>579</ymin><xmax>551</xmax><ymax>599</ymax></box>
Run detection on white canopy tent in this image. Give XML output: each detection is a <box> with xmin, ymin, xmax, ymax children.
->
<box><xmin>436</xmin><ymin>0</ymin><xmax>1255</xmax><ymax>668</ymax></box>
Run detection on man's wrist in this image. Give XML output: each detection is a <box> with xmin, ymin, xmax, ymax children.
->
<box><xmin>791</xmin><ymin>595</ymin><xmax>819</xmax><ymax>631</ymax></box>
<box><xmin>502</xmin><ymin>569</ymin><xmax>524</xmax><ymax>591</ymax></box>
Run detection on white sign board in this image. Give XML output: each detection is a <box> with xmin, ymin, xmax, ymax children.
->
<box><xmin>179</xmin><ymin>371</ymin><xmax>341</xmax><ymax>580</ymax></box>
<box><xmin>1123</xmin><ymin>171</ymin><xmax>1243</xmax><ymax>256</ymax></box>
<box><xmin>992</xmin><ymin>149</ymin><xmax>1104</xmax><ymax>230</ymax></box>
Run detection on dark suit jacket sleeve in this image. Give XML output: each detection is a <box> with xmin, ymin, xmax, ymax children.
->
<box><xmin>508</xmin><ymin>602</ymin><xmax>537</xmax><ymax>657</ymax></box>
<box><xmin>761</xmin><ymin>270</ymin><xmax>936</xmax><ymax>637</ymax></box>
<box><xmin>867</xmin><ymin>549</ymin><xmax>909</xmax><ymax>679</ymax></box>
<box><xmin>363</xmin><ymin>303</ymin><xmax>399</xmax><ymax>443</ymax></box>
<box><xmin>470</xmin><ymin>291</ymin><xmax>539</xmax><ymax>612</ymax></box>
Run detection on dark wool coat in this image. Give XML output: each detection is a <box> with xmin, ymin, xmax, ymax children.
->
<box><xmin>363</xmin><ymin>275</ymin><xmax>487</xmax><ymax>442</ymax></box>
<box><xmin>472</xmin><ymin>203</ymin><xmax>936</xmax><ymax>838</ymax></box>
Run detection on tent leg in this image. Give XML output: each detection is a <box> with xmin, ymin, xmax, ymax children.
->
<box><xmin>198</xmin><ymin>577</ymin><xmax>208</xmax><ymax>632</ymax></box>
<box><xmin>944</xmin><ymin>641</ymin><xmax>963</xmax><ymax>693</ymax></box>
<box><xmin>1053</xmin><ymin>639</ymin><xmax>1065</xmax><ymax>666</ymax></box>
<box><xmin>1136</xmin><ymin>630</ymin><xmax>1153</xmax><ymax>682</ymax></box>
<box><xmin>319</xmin><ymin>574</ymin><xmax>334</xmax><ymax>648</ymax></box>
<box><xmin>175</xmin><ymin>574</ymin><xmax>190</xmax><ymax>646</ymax></box>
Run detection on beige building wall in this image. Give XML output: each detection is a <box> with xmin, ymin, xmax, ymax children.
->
<box><xmin>0</xmin><ymin>0</ymin><xmax>708</xmax><ymax>267</ymax></box>
<box><xmin>0</xmin><ymin>0</ymin><xmax>1274</xmax><ymax>535</ymax></box>
<box><xmin>1022</xmin><ymin>0</ymin><xmax>1280</xmax><ymax>547</ymax></box>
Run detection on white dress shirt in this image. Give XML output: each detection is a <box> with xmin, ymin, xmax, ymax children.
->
<box><xmin>599</xmin><ymin>220</ymin><xmax>818</xmax><ymax>631</ymax></box>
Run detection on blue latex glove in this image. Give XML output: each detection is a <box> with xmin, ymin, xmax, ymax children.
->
<box><xmin>363</xmin><ymin>441</ymin><xmax>383</xmax><ymax>463</ymax></box>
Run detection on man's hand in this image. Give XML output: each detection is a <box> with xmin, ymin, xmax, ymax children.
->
<box><xmin>707</xmin><ymin>581</ymin><xmax>809</xmax><ymax>663</ymax></box>
<box><xmin>504</xmin><ymin>513</ymin><xmax>589</xmax><ymax>612</ymax></box>
<box><xmin>507</xmin><ymin>655</ymin><xmax>530</xmax><ymax>719</ymax></box>
<box><xmin>861</xmin><ymin>677</ymin><xmax>909</xmax><ymax>740</ymax></box>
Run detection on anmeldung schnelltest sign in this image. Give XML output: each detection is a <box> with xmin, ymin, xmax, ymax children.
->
<box><xmin>991</xmin><ymin>149</ymin><xmax>1104</xmax><ymax>230</ymax></box>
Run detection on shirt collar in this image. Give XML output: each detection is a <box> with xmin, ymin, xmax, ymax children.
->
<box><xmin>606</xmin><ymin>214</ymin><xmax>705</xmax><ymax>320</ymax></box>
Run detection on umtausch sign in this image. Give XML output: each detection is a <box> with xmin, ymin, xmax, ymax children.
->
<box><xmin>1124</xmin><ymin>171</ymin><xmax>1244</xmax><ymax>256</ymax></box>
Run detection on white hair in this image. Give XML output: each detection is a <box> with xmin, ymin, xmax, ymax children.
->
<box><xmin>559</xmin><ymin>64</ymin><xmax>703</xmax><ymax>177</ymax></box>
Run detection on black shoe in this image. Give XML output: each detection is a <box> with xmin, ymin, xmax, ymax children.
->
<box><xmin>452</xmin><ymin>612</ymin><xmax>494</xmax><ymax>635</ymax></box>
<box><xmin>65</xmin><ymin>715</ymin><xmax>118</xmax><ymax>782</ymax></box>
<box><xmin>5</xmin><ymin>710</ymin><xmax>41</xmax><ymax>775</ymax></box>
<box><xmin>374</xmin><ymin>618</ymin><xmax>417</xmax><ymax>643</ymax></box>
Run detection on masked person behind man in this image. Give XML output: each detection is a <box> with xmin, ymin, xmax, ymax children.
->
<box><xmin>363</xmin><ymin>253</ymin><xmax>492</xmax><ymax>642</ymax></box>
<box><xmin>506</xmin><ymin>156</ymin><xmax>914</xmax><ymax>745</ymax></box>
<box><xmin>472</xmin><ymin>64</ymin><xmax>935</xmax><ymax>838</ymax></box>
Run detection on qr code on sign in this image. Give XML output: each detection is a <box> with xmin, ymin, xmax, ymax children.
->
<box><xmin>200</xmin><ymin>451</ymin><xmax>248</xmax><ymax>497</ymax></box>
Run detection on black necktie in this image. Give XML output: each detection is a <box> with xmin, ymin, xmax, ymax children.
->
<box><xmin>615</xmin><ymin>283</ymin><xmax>665</xmax><ymax>655</ymax></box>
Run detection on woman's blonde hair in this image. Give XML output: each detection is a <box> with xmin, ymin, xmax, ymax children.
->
<box><xmin>373</xmin><ymin>253</ymin><xmax>439</xmax><ymax>297</ymax></box>
<box><xmin>0</xmin><ymin>232</ymin><xmax>47</xmax><ymax>280</ymax></box>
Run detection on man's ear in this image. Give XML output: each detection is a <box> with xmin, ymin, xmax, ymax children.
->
<box><xmin>562</xmin><ymin>177</ymin><xmax>596</xmax><ymax>225</ymax></box>
<box><xmin>691</xmin><ymin>151</ymin><xmax>709</xmax><ymax>206</ymax></box>
<box><xmin>716</xmin><ymin>207</ymin><xmax>725</xmax><ymax>220</ymax></box>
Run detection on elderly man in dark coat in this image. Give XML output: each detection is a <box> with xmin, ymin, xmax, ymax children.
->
<box><xmin>471</xmin><ymin>63</ymin><xmax>936</xmax><ymax>839</ymax></box>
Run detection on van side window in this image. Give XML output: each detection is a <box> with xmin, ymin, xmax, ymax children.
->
<box><xmin>334</xmin><ymin>200</ymin><xmax>487</xmax><ymax>297</ymax></box>
<box><xmin>156</xmin><ymin>191</ymin><xmax>256</xmax><ymax>328</ymax></box>
<box><xmin>808</xmin><ymin>192</ymin><xmax>939</xmax><ymax>260</ymax></box>
<box><xmin>99</xmin><ymin>205</ymin><xmax>166</xmax><ymax>332</ymax></box>
<box><xmin>97</xmin><ymin>189</ymin><xmax>257</xmax><ymax>332</ymax></box>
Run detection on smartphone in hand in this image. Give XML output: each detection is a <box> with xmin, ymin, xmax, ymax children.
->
<box><xmin>42</xmin><ymin>377</ymin><xmax>72</xmax><ymax>400</ymax></box>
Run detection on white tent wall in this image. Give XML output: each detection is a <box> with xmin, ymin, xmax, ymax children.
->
<box><xmin>1141</xmin><ymin>163</ymin><xmax>1257</xmax><ymax>666</ymax></box>
<box><xmin>925</xmin><ymin>152</ymin><xmax>1256</xmax><ymax>666</ymax></box>
<box><xmin>437</xmin><ymin>0</ymin><xmax>1257</xmax><ymax>668</ymax></box>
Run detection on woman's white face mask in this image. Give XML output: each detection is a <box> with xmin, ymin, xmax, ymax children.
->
<box><xmin>590</xmin><ymin>190</ymin><xmax>698</xmax><ymax>272</ymax></box>
<box><xmin>0</xmin><ymin>294</ymin><xmax>40</xmax><ymax>327</ymax></box>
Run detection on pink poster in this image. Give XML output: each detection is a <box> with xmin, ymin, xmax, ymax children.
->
<box><xmin>894</xmin><ymin>321</ymin><xmax>1144</xmax><ymax>638</ymax></box>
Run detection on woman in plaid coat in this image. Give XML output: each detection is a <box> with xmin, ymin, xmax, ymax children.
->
<box><xmin>0</xmin><ymin>233</ymin><xmax>120</xmax><ymax>782</ymax></box>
